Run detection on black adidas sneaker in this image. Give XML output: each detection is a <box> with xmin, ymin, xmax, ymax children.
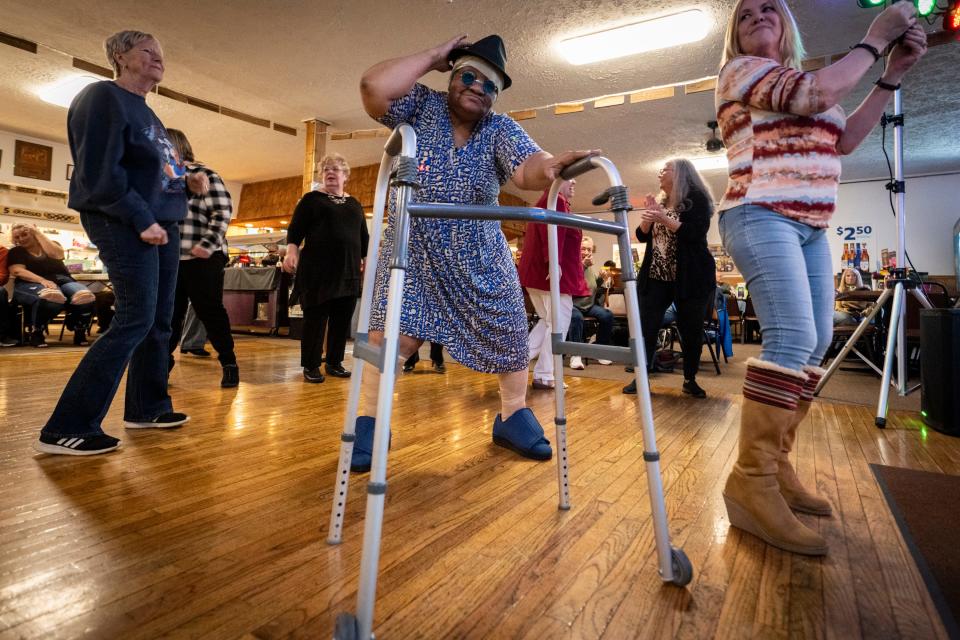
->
<box><xmin>123</xmin><ymin>412</ymin><xmax>190</xmax><ymax>429</ymax></box>
<box><xmin>34</xmin><ymin>433</ymin><xmax>120</xmax><ymax>456</ymax></box>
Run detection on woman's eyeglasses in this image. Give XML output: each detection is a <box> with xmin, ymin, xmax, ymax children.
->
<box><xmin>458</xmin><ymin>70</ymin><xmax>498</xmax><ymax>97</ymax></box>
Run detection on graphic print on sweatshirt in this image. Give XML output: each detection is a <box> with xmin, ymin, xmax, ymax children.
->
<box><xmin>143</xmin><ymin>125</ymin><xmax>186</xmax><ymax>194</ymax></box>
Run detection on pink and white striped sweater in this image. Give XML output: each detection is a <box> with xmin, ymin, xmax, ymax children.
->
<box><xmin>715</xmin><ymin>56</ymin><xmax>847</xmax><ymax>228</ymax></box>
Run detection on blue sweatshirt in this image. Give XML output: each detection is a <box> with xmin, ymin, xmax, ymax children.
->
<box><xmin>67</xmin><ymin>80</ymin><xmax>186</xmax><ymax>233</ymax></box>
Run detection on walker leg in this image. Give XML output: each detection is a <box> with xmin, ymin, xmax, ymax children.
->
<box><xmin>553</xmin><ymin>346</ymin><xmax>571</xmax><ymax>510</ymax></box>
<box><xmin>327</xmin><ymin>365</ymin><xmax>366</xmax><ymax>544</ymax></box>
<box><xmin>623</xmin><ymin>282</ymin><xmax>691</xmax><ymax>587</ymax></box>
<box><xmin>354</xmin><ymin>180</ymin><xmax>415</xmax><ymax>640</ymax></box>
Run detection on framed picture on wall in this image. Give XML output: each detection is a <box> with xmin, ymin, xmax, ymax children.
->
<box><xmin>13</xmin><ymin>140</ymin><xmax>54</xmax><ymax>181</ymax></box>
<box><xmin>66</xmin><ymin>164</ymin><xmax>74</xmax><ymax>180</ymax></box>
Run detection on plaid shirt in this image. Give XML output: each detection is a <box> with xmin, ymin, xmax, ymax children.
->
<box><xmin>179</xmin><ymin>162</ymin><xmax>232</xmax><ymax>260</ymax></box>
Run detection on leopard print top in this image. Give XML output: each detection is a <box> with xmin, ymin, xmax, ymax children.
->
<box><xmin>649</xmin><ymin>208</ymin><xmax>681</xmax><ymax>281</ymax></box>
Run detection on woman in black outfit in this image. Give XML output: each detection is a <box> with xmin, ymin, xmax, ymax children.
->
<box><xmin>623</xmin><ymin>158</ymin><xmax>716</xmax><ymax>398</ymax></box>
<box><xmin>283</xmin><ymin>154</ymin><xmax>369</xmax><ymax>383</ymax></box>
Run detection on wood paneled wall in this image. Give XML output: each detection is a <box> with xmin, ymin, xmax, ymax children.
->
<box><xmin>237</xmin><ymin>164</ymin><xmax>531</xmax><ymax>224</ymax></box>
<box><xmin>235</xmin><ymin>176</ymin><xmax>303</xmax><ymax>222</ymax></box>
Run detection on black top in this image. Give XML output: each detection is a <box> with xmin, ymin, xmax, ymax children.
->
<box><xmin>287</xmin><ymin>191</ymin><xmax>369</xmax><ymax>308</ymax></box>
<box><xmin>67</xmin><ymin>81</ymin><xmax>187</xmax><ymax>233</ymax></box>
<box><xmin>7</xmin><ymin>246</ymin><xmax>69</xmax><ymax>281</ymax></box>
<box><xmin>635</xmin><ymin>188</ymin><xmax>715</xmax><ymax>300</ymax></box>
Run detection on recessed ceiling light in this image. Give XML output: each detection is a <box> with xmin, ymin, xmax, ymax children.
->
<box><xmin>558</xmin><ymin>9</ymin><xmax>711</xmax><ymax>65</ymax></box>
<box><xmin>37</xmin><ymin>75</ymin><xmax>100</xmax><ymax>108</ymax></box>
<box><xmin>690</xmin><ymin>155</ymin><xmax>729</xmax><ymax>172</ymax></box>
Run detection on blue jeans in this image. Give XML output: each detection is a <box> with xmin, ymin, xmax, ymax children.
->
<box><xmin>12</xmin><ymin>280</ymin><xmax>94</xmax><ymax>327</ymax></box>
<box><xmin>718</xmin><ymin>205</ymin><xmax>833</xmax><ymax>371</ymax></box>
<box><xmin>43</xmin><ymin>213</ymin><xmax>180</xmax><ymax>436</ymax></box>
<box><xmin>567</xmin><ymin>304</ymin><xmax>614</xmax><ymax>345</ymax></box>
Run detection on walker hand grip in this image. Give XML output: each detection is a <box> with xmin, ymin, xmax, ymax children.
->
<box><xmin>384</xmin><ymin>129</ymin><xmax>404</xmax><ymax>156</ymax></box>
<box><xmin>559</xmin><ymin>156</ymin><xmax>597</xmax><ymax>180</ymax></box>
<box><xmin>592</xmin><ymin>188</ymin><xmax>612</xmax><ymax>207</ymax></box>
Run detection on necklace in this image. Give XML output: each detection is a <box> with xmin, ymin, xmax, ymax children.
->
<box><xmin>323</xmin><ymin>191</ymin><xmax>348</xmax><ymax>205</ymax></box>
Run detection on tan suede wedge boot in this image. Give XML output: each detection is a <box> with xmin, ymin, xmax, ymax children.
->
<box><xmin>778</xmin><ymin>399</ymin><xmax>833</xmax><ymax>516</ymax></box>
<box><xmin>723</xmin><ymin>359</ymin><xmax>828</xmax><ymax>556</ymax></box>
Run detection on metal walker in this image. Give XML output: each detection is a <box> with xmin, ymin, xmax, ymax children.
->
<box><xmin>329</xmin><ymin>124</ymin><xmax>692</xmax><ymax>639</ymax></box>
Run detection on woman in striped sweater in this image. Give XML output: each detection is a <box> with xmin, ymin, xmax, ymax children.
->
<box><xmin>715</xmin><ymin>0</ymin><xmax>926</xmax><ymax>555</ymax></box>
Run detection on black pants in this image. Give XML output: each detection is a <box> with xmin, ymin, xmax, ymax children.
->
<box><xmin>640</xmin><ymin>279</ymin><xmax>711</xmax><ymax>380</ymax></box>
<box><xmin>404</xmin><ymin>342</ymin><xmax>444</xmax><ymax>368</ymax></box>
<box><xmin>0</xmin><ymin>289</ymin><xmax>15</xmax><ymax>340</ymax></box>
<box><xmin>169</xmin><ymin>253</ymin><xmax>236</xmax><ymax>366</ymax></box>
<box><xmin>302</xmin><ymin>295</ymin><xmax>356</xmax><ymax>369</ymax></box>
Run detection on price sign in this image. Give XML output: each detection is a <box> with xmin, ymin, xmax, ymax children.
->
<box><xmin>835</xmin><ymin>225</ymin><xmax>873</xmax><ymax>241</ymax></box>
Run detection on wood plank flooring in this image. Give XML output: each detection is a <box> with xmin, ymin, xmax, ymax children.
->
<box><xmin>0</xmin><ymin>337</ymin><xmax>951</xmax><ymax>639</ymax></box>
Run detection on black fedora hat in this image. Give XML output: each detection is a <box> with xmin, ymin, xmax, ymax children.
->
<box><xmin>448</xmin><ymin>34</ymin><xmax>512</xmax><ymax>90</ymax></box>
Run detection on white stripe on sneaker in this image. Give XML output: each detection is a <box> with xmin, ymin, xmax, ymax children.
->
<box><xmin>63</xmin><ymin>438</ymin><xmax>81</xmax><ymax>448</ymax></box>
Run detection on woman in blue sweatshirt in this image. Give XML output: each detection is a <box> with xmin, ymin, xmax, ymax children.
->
<box><xmin>35</xmin><ymin>30</ymin><xmax>208</xmax><ymax>456</ymax></box>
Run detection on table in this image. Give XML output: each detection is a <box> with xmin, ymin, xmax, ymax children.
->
<box><xmin>222</xmin><ymin>267</ymin><xmax>284</xmax><ymax>334</ymax></box>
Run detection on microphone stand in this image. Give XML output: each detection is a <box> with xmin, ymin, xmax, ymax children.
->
<box><xmin>815</xmin><ymin>88</ymin><xmax>933</xmax><ymax>427</ymax></box>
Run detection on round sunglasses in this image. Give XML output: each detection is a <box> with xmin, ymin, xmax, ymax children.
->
<box><xmin>458</xmin><ymin>70</ymin><xmax>499</xmax><ymax>97</ymax></box>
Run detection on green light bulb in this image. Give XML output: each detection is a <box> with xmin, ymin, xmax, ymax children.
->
<box><xmin>917</xmin><ymin>0</ymin><xmax>936</xmax><ymax>15</ymax></box>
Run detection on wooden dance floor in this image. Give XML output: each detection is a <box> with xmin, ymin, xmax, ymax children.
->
<box><xmin>0</xmin><ymin>337</ymin><xmax>953</xmax><ymax>638</ymax></box>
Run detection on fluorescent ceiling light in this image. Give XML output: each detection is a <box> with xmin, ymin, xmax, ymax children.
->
<box><xmin>38</xmin><ymin>75</ymin><xmax>100</xmax><ymax>108</ymax></box>
<box><xmin>558</xmin><ymin>9</ymin><xmax>711</xmax><ymax>65</ymax></box>
<box><xmin>690</xmin><ymin>155</ymin><xmax>729</xmax><ymax>172</ymax></box>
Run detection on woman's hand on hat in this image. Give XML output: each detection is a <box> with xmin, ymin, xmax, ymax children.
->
<box><xmin>430</xmin><ymin>34</ymin><xmax>469</xmax><ymax>72</ymax></box>
<box><xmin>544</xmin><ymin>149</ymin><xmax>602</xmax><ymax>181</ymax></box>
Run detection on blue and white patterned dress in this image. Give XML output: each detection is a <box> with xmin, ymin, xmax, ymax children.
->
<box><xmin>370</xmin><ymin>83</ymin><xmax>541</xmax><ymax>373</ymax></box>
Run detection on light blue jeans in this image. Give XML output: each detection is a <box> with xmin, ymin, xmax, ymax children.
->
<box><xmin>718</xmin><ymin>205</ymin><xmax>834</xmax><ymax>371</ymax></box>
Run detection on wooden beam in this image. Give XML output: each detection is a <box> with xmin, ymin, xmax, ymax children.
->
<box><xmin>629</xmin><ymin>86</ymin><xmax>675</xmax><ymax>104</ymax></box>
<box><xmin>302</xmin><ymin>119</ymin><xmax>328</xmax><ymax>196</ymax></box>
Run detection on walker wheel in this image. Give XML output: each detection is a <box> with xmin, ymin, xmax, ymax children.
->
<box><xmin>669</xmin><ymin>547</ymin><xmax>693</xmax><ymax>587</ymax></box>
<box><xmin>333</xmin><ymin>612</ymin><xmax>359</xmax><ymax>639</ymax></box>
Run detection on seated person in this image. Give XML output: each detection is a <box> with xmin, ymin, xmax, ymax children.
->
<box><xmin>567</xmin><ymin>236</ymin><xmax>614</xmax><ymax>369</ymax></box>
<box><xmin>834</xmin><ymin>268</ymin><xmax>872</xmax><ymax>326</ymax></box>
<box><xmin>1</xmin><ymin>244</ymin><xmax>19</xmax><ymax>346</ymax></box>
<box><xmin>8</xmin><ymin>224</ymin><xmax>95</xmax><ymax>347</ymax></box>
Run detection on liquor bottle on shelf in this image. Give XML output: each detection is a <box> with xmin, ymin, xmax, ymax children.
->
<box><xmin>860</xmin><ymin>245</ymin><xmax>870</xmax><ymax>272</ymax></box>
<box><xmin>854</xmin><ymin>243</ymin><xmax>862</xmax><ymax>270</ymax></box>
<box><xmin>841</xmin><ymin>243</ymin><xmax>849</xmax><ymax>271</ymax></box>
<box><xmin>846</xmin><ymin>244</ymin><xmax>855</xmax><ymax>270</ymax></box>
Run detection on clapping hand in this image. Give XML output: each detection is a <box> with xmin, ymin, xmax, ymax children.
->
<box><xmin>639</xmin><ymin>194</ymin><xmax>664</xmax><ymax>225</ymax></box>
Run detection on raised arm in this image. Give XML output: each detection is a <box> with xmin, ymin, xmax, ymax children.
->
<box><xmin>360</xmin><ymin>35</ymin><xmax>467</xmax><ymax>119</ymax></box>
<box><xmin>837</xmin><ymin>24</ymin><xmax>927</xmax><ymax>155</ymax></box>
<box><xmin>719</xmin><ymin>2</ymin><xmax>917</xmax><ymax>117</ymax></box>
<box><xmin>34</xmin><ymin>228</ymin><xmax>65</xmax><ymax>260</ymax></box>
<box><xmin>511</xmin><ymin>150</ymin><xmax>600</xmax><ymax>192</ymax></box>
<box><xmin>810</xmin><ymin>2</ymin><xmax>917</xmax><ymax>111</ymax></box>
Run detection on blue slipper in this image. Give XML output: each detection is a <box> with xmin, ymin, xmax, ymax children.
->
<box><xmin>492</xmin><ymin>408</ymin><xmax>552</xmax><ymax>461</ymax></box>
<box><xmin>351</xmin><ymin>416</ymin><xmax>390</xmax><ymax>473</ymax></box>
